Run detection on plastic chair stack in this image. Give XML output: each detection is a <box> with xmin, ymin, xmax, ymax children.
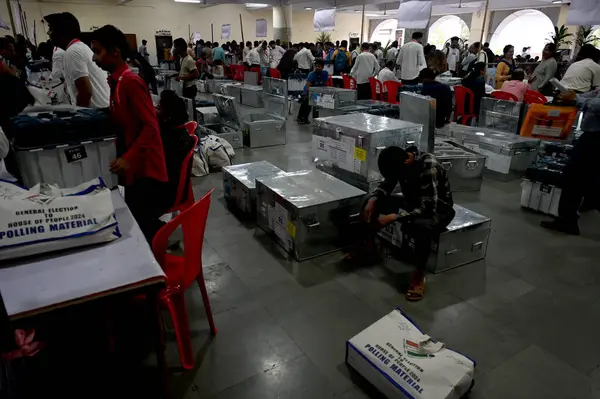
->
<box><xmin>342</xmin><ymin>74</ymin><xmax>357</xmax><ymax>90</ymax></box>
<box><xmin>453</xmin><ymin>86</ymin><xmax>478</xmax><ymax>125</ymax></box>
<box><xmin>151</xmin><ymin>189</ymin><xmax>217</xmax><ymax>371</ymax></box>
<box><xmin>369</xmin><ymin>77</ymin><xmax>383</xmax><ymax>100</ymax></box>
<box><xmin>491</xmin><ymin>90</ymin><xmax>519</xmax><ymax>102</ymax></box>
<box><xmin>383</xmin><ymin>81</ymin><xmax>402</xmax><ymax>104</ymax></box>
<box><xmin>231</xmin><ymin>65</ymin><xmax>244</xmax><ymax>82</ymax></box>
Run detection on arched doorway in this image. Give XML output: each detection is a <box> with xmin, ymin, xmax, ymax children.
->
<box><xmin>370</xmin><ymin>19</ymin><xmax>404</xmax><ymax>47</ymax></box>
<box><xmin>427</xmin><ymin>15</ymin><xmax>470</xmax><ymax>49</ymax></box>
<box><xmin>489</xmin><ymin>9</ymin><xmax>554</xmax><ymax>58</ymax></box>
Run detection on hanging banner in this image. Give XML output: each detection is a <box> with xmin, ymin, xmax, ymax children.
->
<box><xmin>396</xmin><ymin>0</ymin><xmax>432</xmax><ymax>29</ymax></box>
<box><xmin>566</xmin><ymin>0</ymin><xmax>600</xmax><ymax>26</ymax></box>
<box><xmin>314</xmin><ymin>8</ymin><xmax>336</xmax><ymax>32</ymax></box>
<box><xmin>221</xmin><ymin>24</ymin><xmax>230</xmax><ymax>40</ymax></box>
<box><xmin>256</xmin><ymin>18</ymin><xmax>267</xmax><ymax>38</ymax></box>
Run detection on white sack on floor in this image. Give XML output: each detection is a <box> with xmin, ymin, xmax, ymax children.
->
<box><xmin>198</xmin><ymin>135</ymin><xmax>233</xmax><ymax>171</ymax></box>
<box><xmin>0</xmin><ymin>178</ymin><xmax>120</xmax><ymax>261</ymax></box>
<box><xmin>346</xmin><ymin>308</ymin><xmax>475</xmax><ymax>399</ymax></box>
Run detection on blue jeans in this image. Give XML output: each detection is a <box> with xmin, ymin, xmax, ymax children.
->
<box><xmin>260</xmin><ymin>66</ymin><xmax>269</xmax><ymax>77</ymax></box>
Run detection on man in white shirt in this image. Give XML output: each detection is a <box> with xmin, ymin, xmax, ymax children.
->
<box><xmin>461</xmin><ymin>42</ymin><xmax>487</xmax><ymax>73</ymax></box>
<box><xmin>44</xmin><ymin>12</ymin><xmax>109</xmax><ymax>108</ymax></box>
<box><xmin>138</xmin><ymin>39</ymin><xmax>149</xmax><ymax>62</ymax></box>
<box><xmin>444</xmin><ymin>36</ymin><xmax>461</xmax><ymax>76</ymax></box>
<box><xmin>294</xmin><ymin>43</ymin><xmax>315</xmax><ymax>74</ymax></box>
<box><xmin>257</xmin><ymin>41</ymin><xmax>270</xmax><ymax>76</ymax></box>
<box><xmin>242</xmin><ymin>41</ymin><xmax>252</xmax><ymax>65</ymax></box>
<box><xmin>378</xmin><ymin>60</ymin><xmax>401</xmax><ymax>86</ymax></box>
<box><xmin>269</xmin><ymin>39</ymin><xmax>286</xmax><ymax>68</ymax></box>
<box><xmin>396</xmin><ymin>32</ymin><xmax>426</xmax><ymax>85</ymax></box>
<box><xmin>351</xmin><ymin>42</ymin><xmax>380</xmax><ymax>100</ymax></box>
<box><xmin>247</xmin><ymin>45</ymin><xmax>260</xmax><ymax>68</ymax></box>
<box><xmin>49</xmin><ymin>46</ymin><xmax>65</xmax><ymax>81</ymax></box>
<box><xmin>561</xmin><ymin>44</ymin><xmax>600</xmax><ymax>93</ymax></box>
<box><xmin>373</xmin><ymin>42</ymin><xmax>384</xmax><ymax>61</ymax></box>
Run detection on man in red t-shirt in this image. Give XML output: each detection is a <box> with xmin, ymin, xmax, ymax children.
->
<box><xmin>90</xmin><ymin>24</ymin><xmax>169</xmax><ymax>241</ymax></box>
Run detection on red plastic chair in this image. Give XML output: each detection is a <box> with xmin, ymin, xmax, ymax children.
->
<box><xmin>326</xmin><ymin>76</ymin><xmax>333</xmax><ymax>87</ymax></box>
<box><xmin>491</xmin><ymin>90</ymin><xmax>518</xmax><ymax>102</ymax></box>
<box><xmin>369</xmin><ymin>77</ymin><xmax>383</xmax><ymax>100</ymax></box>
<box><xmin>453</xmin><ymin>86</ymin><xmax>477</xmax><ymax>123</ymax></box>
<box><xmin>342</xmin><ymin>74</ymin><xmax>357</xmax><ymax>90</ymax></box>
<box><xmin>152</xmin><ymin>189</ymin><xmax>217</xmax><ymax>371</ymax></box>
<box><xmin>383</xmin><ymin>81</ymin><xmax>402</xmax><ymax>104</ymax></box>
<box><xmin>233</xmin><ymin>65</ymin><xmax>245</xmax><ymax>82</ymax></box>
<box><xmin>269</xmin><ymin>68</ymin><xmax>282</xmax><ymax>79</ymax></box>
<box><xmin>223</xmin><ymin>65</ymin><xmax>232</xmax><ymax>78</ymax></box>
<box><xmin>250</xmin><ymin>66</ymin><xmax>262</xmax><ymax>85</ymax></box>
<box><xmin>169</xmin><ymin>121</ymin><xmax>198</xmax><ymax>213</ymax></box>
<box><xmin>524</xmin><ymin>89</ymin><xmax>547</xmax><ymax>105</ymax></box>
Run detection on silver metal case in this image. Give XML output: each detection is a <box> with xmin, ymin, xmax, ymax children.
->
<box><xmin>434</xmin><ymin>139</ymin><xmax>486</xmax><ymax>192</ymax></box>
<box><xmin>313</xmin><ymin>113</ymin><xmax>423</xmax><ymax>183</ymax></box>
<box><xmin>478</xmin><ymin>97</ymin><xmax>526</xmax><ymax>135</ymax></box>
<box><xmin>379</xmin><ymin>204</ymin><xmax>491</xmax><ymax>273</ymax></box>
<box><xmin>240</xmin><ymin>84</ymin><xmax>264</xmax><ymax>107</ymax></box>
<box><xmin>308</xmin><ymin>87</ymin><xmax>357</xmax><ymax>109</ymax></box>
<box><xmin>222</xmin><ymin>161</ymin><xmax>283</xmax><ymax>216</ymax></box>
<box><xmin>207</xmin><ymin>94</ymin><xmax>244</xmax><ymax>148</ymax></box>
<box><xmin>256</xmin><ymin>170</ymin><xmax>366</xmax><ymax>261</ymax></box>
<box><xmin>445</xmin><ymin>123</ymin><xmax>540</xmax><ymax>179</ymax></box>
<box><xmin>196</xmin><ymin>106</ymin><xmax>220</xmax><ymax>126</ymax></box>
<box><xmin>399</xmin><ymin>92</ymin><xmax>436</xmax><ymax>152</ymax></box>
<box><xmin>242</xmin><ymin>77</ymin><xmax>287</xmax><ymax>148</ymax></box>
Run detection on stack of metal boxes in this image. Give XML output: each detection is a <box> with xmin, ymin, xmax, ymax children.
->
<box><xmin>200</xmin><ymin>94</ymin><xmax>244</xmax><ymax>149</ymax></box>
<box><xmin>313</xmin><ymin>113</ymin><xmax>422</xmax><ymax>193</ymax></box>
<box><xmin>308</xmin><ymin>87</ymin><xmax>363</xmax><ymax>118</ymax></box>
<box><xmin>256</xmin><ymin>169</ymin><xmax>366</xmax><ymax>261</ymax></box>
<box><xmin>434</xmin><ymin>139</ymin><xmax>486</xmax><ymax>192</ymax></box>
<box><xmin>223</xmin><ymin>161</ymin><xmax>283</xmax><ymax>217</ymax></box>
<box><xmin>440</xmin><ymin>123</ymin><xmax>540</xmax><ymax>180</ymax></box>
<box><xmin>478</xmin><ymin>97</ymin><xmax>526</xmax><ymax>135</ymax></box>
<box><xmin>379</xmin><ymin>205</ymin><xmax>491</xmax><ymax>273</ymax></box>
<box><xmin>399</xmin><ymin>92</ymin><xmax>436</xmax><ymax>152</ymax></box>
<box><xmin>206</xmin><ymin>77</ymin><xmax>232</xmax><ymax>94</ymax></box>
<box><xmin>241</xmin><ymin>77</ymin><xmax>287</xmax><ymax>148</ymax></box>
<box><xmin>223</xmin><ymin>83</ymin><xmax>243</xmax><ymax>104</ymax></box>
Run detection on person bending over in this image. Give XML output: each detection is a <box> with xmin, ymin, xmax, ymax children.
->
<box><xmin>91</xmin><ymin>25</ymin><xmax>169</xmax><ymax>242</ymax></box>
<box><xmin>361</xmin><ymin>146</ymin><xmax>455</xmax><ymax>301</ymax></box>
<box><xmin>296</xmin><ymin>58</ymin><xmax>329</xmax><ymax>125</ymax></box>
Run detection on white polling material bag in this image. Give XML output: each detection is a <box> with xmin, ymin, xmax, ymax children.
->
<box><xmin>346</xmin><ymin>308</ymin><xmax>475</xmax><ymax>399</ymax></box>
<box><xmin>0</xmin><ymin>178</ymin><xmax>120</xmax><ymax>261</ymax></box>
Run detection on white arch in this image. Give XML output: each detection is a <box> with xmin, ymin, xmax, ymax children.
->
<box><xmin>427</xmin><ymin>15</ymin><xmax>470</xmax><ymax>49</ymax></box>
<box><xmin>370</xmin><ymin>19</ymin><xmax>400</xmax><ymax>46</ymax></box>
<box><xmin>489</xmin><ymin>9</ymin><xmax>554</xmax><ymax>58</ymax></box>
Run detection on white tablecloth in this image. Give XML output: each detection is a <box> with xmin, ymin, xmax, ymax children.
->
<box><xmin>0</xmin><ymin>190</ymin><xmax>165</xmax><ymax>318</ymax></box>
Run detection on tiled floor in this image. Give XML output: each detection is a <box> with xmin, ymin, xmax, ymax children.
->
<box><xmin>166</xmin><ymin>96</ymin><xmax>600</xmax><ymax>399</ymax></box>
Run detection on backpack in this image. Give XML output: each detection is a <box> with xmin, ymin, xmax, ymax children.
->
<box><xmin>335</xmin><ymin>51</ymin><xmax>348</xmax><ymax>72</ymax></box>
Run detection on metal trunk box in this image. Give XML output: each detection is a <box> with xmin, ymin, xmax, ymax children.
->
<box><xmin>206</xmin><ymin>78</ymin><xmax>232</xmax><ymax>94</ymax></box>
<box><xmin>222</xmin><ymin>161</ymin><xmax>284</xmax><ymax>216</ymax></box>
<box><xmin>434</xmin><ymin>139</ymin><xmax>486</xmax><ymax>192</ymax></box>
<box><xmin>445</xmin><ymin>124</ymin><xmax>540</xmax><ymax>180</ymax></box>
<box><xmin>223</xmin><ymin>83</ymin><xmax>243</xmax><ymax>103</ymax></box>
<box><xmin>313</xmin><ymin>113</ymin><xmax>422</xmax><ymax>184</ymax></box>
<box><xmin>196</xmin><ymin>106</ymin><xmax>220</xmax><ymax>126</ymax></box>
<box><xmin>182</xmin><ymin>96</ymin><xmax>194</xmax><ymax>121</ymax></box>
<box><xmin>399</xmin><ymin>92</ymin><xmax>436</xmax><ymax>153</ymax></box>
<box><xmin>208</xmin><ymin>94</ymin><xmax>244</xmax><ymax>148</ymax></box>
<box><xmin>241</xmin><ymin>85</ymin><xmax>264</xmax><ymax>107</ymax></box>
<box><xmin>379</xmin><ymin>204</ymin><xmax>491</xmax><ymax>273</ymax></box>
<box><xmin>314</xmin><ymin>104</ymin><xmax>370</xmax><ymax>118</ymax></box>
<box><xmin>256</xmin><ymin>170</ymin><xmax>366</xmax><ymax>261</ymax></box>
<box><xmin>308</xmin><ymin>87</ymin><xmax>357</xmax><ymax>109</ymax></box>
<box><xmin>478</xmin><ymin>97</ymin><xmax>526</xmax><ymax>135</ymax></box>
<box><xmin>242</xmin><ymin>77</ymin><xmax>287</xmax><ymax>148</ymax></box>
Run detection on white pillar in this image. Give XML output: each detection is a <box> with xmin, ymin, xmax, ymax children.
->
<box><xmin>273</xmin><ymin>5</ymin><xmax>292</xmax><ymax>42</ymax></box>
<box><xmin>557</xmin><ymin>4</ymin><xmax>578</xmax><ymax>56</ymax></box>
<box><xmin>469</xmin><ymin>7</ymin><xmax>492</xmax><ymax>44</ymax></box>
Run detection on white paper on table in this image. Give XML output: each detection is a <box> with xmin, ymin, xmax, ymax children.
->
<box><xmin>396</xmin><ymin>0</ymin><xmax>432</xmax><ymax>29</ymax></box>
<box><xmin>328</xmin><ymin>137</ymin><xmax>355</xmax><ymax>173</ymax></box>
<box><xmin>340</xmin><ymin>135</ymin><xmax>363</xmax><ymax>174</ymax></box>
<box><xmin>316</xmin><ymin>94</ymin><xmax>335</xmax><ymax>109</ymax></box>
<box><xmin>312</xmin><ymin>135</ymin><xmax>331</xmax><ymax>162</ymax></box>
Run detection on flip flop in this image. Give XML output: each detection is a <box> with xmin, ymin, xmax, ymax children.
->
<box><xmin>405</xmin><ymin>277</ymin><xmax>426</xmax><ymax>302</ymax></box>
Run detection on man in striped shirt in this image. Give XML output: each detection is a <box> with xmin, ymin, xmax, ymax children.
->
<box><xmin>363</xmin><ymin>146</ymin><xmax>455</xmax><ymax>301</ymax></box>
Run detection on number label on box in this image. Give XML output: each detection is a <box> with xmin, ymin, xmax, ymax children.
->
<box><xmin>64</xmin><ymin>145</ymin><xmax>88</xmax><ymax>163</ymax></box>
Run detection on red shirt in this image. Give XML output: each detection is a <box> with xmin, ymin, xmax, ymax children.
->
<box><xmin>108</xmin><ymin>64</ymin><xmax>168</xmax><ymax>186</ymax></box>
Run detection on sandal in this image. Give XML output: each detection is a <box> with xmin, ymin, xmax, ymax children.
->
<box><xmin>405</xmin><ymin>277</ymin><xmax>426</xmax><ymax>302</ymax></box>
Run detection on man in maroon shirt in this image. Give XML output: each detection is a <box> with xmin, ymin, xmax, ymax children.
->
<box><xmin>90</xmin><ymin>25</ymin><xmax>169</xmax><ymax>241</ymax></box>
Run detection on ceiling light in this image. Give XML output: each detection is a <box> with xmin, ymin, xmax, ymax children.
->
<box><xmin>365</xmin><ymin>13</ymin><xmax>383</xmax><ymax>17</ymax></box>
<box><xmin>305</xmin><ymin>7</ymin><xmax>312</xmax><ymax>10</ymax></box>
<box><xmin>245</xmin><ymin>2</ymin><xmax>268</xmax><ymax>8</ymax></box>
<box><xmin>174</xmin><ymin>0</ymin><xmax>201</xmax><ymax>3</ymax></box>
